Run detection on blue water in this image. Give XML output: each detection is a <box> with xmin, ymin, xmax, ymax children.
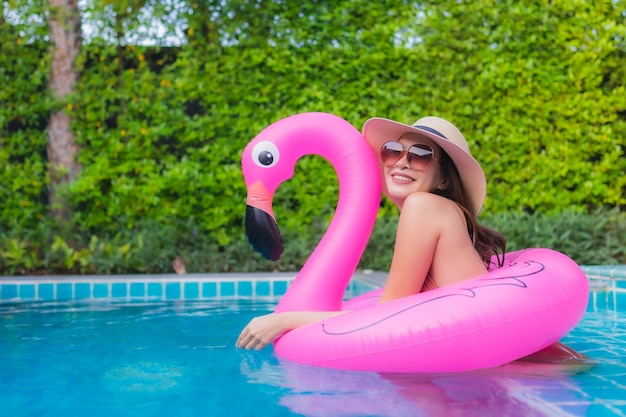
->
<box><xmin>1</xmin><ymin>299</ymin><xmax>624</xmax><ymax>417</ymax></box>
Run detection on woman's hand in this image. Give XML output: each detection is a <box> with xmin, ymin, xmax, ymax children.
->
<box><xmin>236</xmin><ymin>313</ymin><xmax>290</xmax><ymax>350</ymax></box>
<box><xmin>236</xmin><ymin>311</ymin><xmax>345</xmax><ymax>350</ymax></box>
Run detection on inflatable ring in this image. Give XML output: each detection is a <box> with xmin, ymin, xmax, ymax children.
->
<box><xmin>242</xmin><ymin>112</ymin><xmax>589</xmax><ymax>372</ymax></box>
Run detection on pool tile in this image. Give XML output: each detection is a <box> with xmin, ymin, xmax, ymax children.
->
<box><xmin>238</xmin><ymin>281</ymin><xmax>253</xmax><ymax>296</ymax></box>
<box><xmin>273</xmin><ymin>281</ymin><xmax>288</xmax><ymax>296</ymax></box>
<box><xmin>220</xmin><ymin>282</ymin><xmax>235</xmax><ymax>297</ymax></box>
<box><xmin>614</xmin><ymin>291</ymin><xmax>626</xmax><ymax>311</ymax></box>
<box><xmin>93</xmin><ymin>283</ymin><xmax>108</xmax><ymax>298</ymax></box>
<box><xmin>165</xmin><ymin>283</ymin><xmax>181</xmax><ymax>299</ymax></box>
<box><xmin>1</xmin><ymin>284</ymin><xmax>18</xmax><ymax>300</ymax></box>
<box><xmin>130</xmin><ymin>282</ymin><xmax>145</xmax><ymax>297</ymax></box>
<box><xmin>582</xmin><ymin>265</ymin><xmax>626</xmax><ymax>280</ymax></box>
<box><xmin>202</xmin><ymin>282</ymin><xmax>217</xmax><ymax>297</ymax></box>
<box><xmin>75</xmin><ymin>283</ymin><xmax>91</xmax><ymax>299</ymax></box>
<box><xmin>147</xmin><ymin>283</ymin><xmax>163</xmax><ymax>297</ymax></box>
<box><xmin>184</xmin><ymin>282</ymin><xmax>199</xmax><ymax>299</ymax></box>
<box><xmin>19</xmin><ymin>284</ymin><xmax>36</xmax><ymax>299</ymax></box>
<box><xmin>255</xmin><ymin>281</ymin><xmax>270</xmax><ymax>296</ymax></box>
<box><xmin>1</xmin><ymin>266</ymin><xmax>622</xmax><ymax>310</ymax></box>
<box><xmin>57</xmin><ymin>283</ymin><xmax>73</xmax><ymax>299</ymax></box>
<box><xmin>589</xmin><ymin>291</ymin><xmax>614</xmax><ymax>312</ymax></box>
<box><xmin>111</xmin><ymin>283</ymin><xmax>127</xmax><ymax>298</ymax></box>
<box><xmin>38</xmin><ymin>283</ymin><xmax>54</xmax><ymax>300</ymax></box>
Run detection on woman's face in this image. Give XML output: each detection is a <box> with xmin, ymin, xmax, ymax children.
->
<box><xmin>382</xmin><ymin>133</ymin><xmax>445</xmax><ymax>208</ymax></box>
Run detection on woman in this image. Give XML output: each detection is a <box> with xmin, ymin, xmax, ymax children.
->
<box><xmin>236</xmin><ymin>115</ymin><xmax>506</xmax><ymax>350</ymax></box>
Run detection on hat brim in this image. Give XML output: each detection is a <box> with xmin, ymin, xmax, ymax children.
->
<box><xmin>362</xmin><ymin>117</ymin><xmax>486</xmax><ymax>215</ymax></box>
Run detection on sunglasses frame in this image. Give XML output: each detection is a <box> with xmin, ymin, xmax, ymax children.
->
<box><xmin>380</xmin><ymin>141</ymin><xmax>438</xmax><ymax>171</ymax></box>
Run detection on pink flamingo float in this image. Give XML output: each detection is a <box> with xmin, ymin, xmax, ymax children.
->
<box><xmin>241</xmin><ymin>112</ymin><xmax>589</xmax><ymax>372</ymax></box>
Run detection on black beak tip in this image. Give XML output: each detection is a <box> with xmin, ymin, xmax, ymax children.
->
<box><xmin>245</xmin><ymin>205</ymin><xmax>284</xmax><ymax>261</ymax></box>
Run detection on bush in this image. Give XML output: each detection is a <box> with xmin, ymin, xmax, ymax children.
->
<box><xmin>0</xmin><ymin>207</ymin><xmax>623</xmax><ymax>276</ymax></box>
<box><xmin>2</xmin><ymin>1</ymin><xmax>625</xmax><ymax>275</ymax></box>
<box><xmin>482</xmin><ymin>208</ymin><xmax>625</xmax><ymax>266</ymax></box>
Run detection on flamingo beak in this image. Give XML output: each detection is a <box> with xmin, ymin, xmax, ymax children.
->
<box><xmin>245</xmin><ymin>205</ymin><xmax>284</xmax><ymax>261</ymax></box>
<box><xmin>245</xmin><ymin>181</ymin><xmax>284</xmax><ymax>261</ymax></box>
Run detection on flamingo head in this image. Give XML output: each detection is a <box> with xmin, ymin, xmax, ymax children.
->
<box><xmin>241</xmin><ymin>131</ymin><xmax>301</xmax><ymax>261</ymax></box>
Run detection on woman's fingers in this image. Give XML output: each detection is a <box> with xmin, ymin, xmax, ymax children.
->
<box><xmin>235</xmin><ymin>328</ymin><xmax>247</xmax><ymax>347</ymax></box>
<box><xmin>247</xmin><ymin>335</ymin><xmax>265</xmax><ymax>350</ymax></box>
<box><xmin>236</xmin><ymin>326</ymin><xmax>268</xmax><ymax>350</ymax></box>
<box><xmin>240</xmin><ymin>334</ymin><xmax>266</xmax><ymax>350</ymax></box>
<box><xmin>236</xmin><ymin>326</ymin><xmax>253</xmax><ymax>348</ymax></box>
<box><xmin>236</xmin><ymin>313</ymin><xmax>286</xmax><ymax>350</ymax></box>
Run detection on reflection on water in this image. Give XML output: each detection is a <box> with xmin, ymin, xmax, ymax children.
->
<box><xmin>240</xmin><ymin>351</ymin><xmax>593</xmax><ymax>417</ymax></box>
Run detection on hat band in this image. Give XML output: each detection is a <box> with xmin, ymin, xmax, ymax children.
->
<box><xmin>413</xmin><ymin>125</ymin><xmax>447</xmax><ymax>140</ymax></box>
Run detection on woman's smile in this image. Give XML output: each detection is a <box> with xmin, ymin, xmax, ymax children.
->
<box><xmin>390</xmin><ymin>171</ymin><xmax>416</xmax><ymax>184</ymax></box>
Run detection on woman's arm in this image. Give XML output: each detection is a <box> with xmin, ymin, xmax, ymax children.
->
<box><xmin>379</xmin><ymin>193</ymin><xmax>442</xmax><ymax>302</ymax></box>
<box><xmin>236</xmin><ymin>311</ymin><xmax>344</xmax><ymax>350</ymax></box>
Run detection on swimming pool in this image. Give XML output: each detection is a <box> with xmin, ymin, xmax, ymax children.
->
<box><xmin>1</xmin><ymin>267</ymin><xmax>625</xmax><ymax>417</ymax></box>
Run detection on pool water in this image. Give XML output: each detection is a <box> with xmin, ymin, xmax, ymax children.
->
<box><xmin>1</xmin><ymin>297</ymin><xmax>625</xmax><ymax>417</ymax></box>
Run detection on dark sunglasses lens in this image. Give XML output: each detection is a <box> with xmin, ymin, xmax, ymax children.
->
<box><xmin>407</xmin><ymin>144</ymin><xmax>434</xmax><ymax>170</ymax></box>
<box><xmin>381</xmin><ymin>142</ymin><xmax>404</xmax><ymax>166</ymax></box>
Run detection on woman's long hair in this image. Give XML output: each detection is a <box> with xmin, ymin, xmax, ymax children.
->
<box><xmin>432</xmin><ymin>150</ymin><xmax>507</xmax><ymax>268</ymax></box>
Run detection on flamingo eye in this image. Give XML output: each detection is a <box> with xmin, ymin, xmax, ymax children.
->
<box><xmin>251</xmin><ymin>141</ymin><xmax>279</xmax><ymax>168</ymax></box>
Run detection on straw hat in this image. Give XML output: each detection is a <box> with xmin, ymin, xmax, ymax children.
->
<box><xmin>362</xmin><ymin>116</ymin><xmax>486</xmax><ymax>215</ymax></box>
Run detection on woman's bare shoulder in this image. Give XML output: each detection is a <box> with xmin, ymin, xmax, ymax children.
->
<box><xmin>401</xmin><ymin>192</ymin><xmax>461</xmax><ymax>216</ymax></box>
<box><xmin>399</xmin><ymin>193</ymin><xmax>467</xmax><ymax>234</ymax></box>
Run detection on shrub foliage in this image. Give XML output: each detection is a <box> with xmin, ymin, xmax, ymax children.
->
<box><xmin>1</xmin><ymin>0</ymin><xmax>625</xmax><ymax>274</ymax></box>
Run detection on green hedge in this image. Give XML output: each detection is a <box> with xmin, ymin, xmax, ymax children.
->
<box><xmin>0</xmin><ymin>208</ymin><xmax>624</xmax><ymax>275</ymax></box>
<box><xmin>1</xmin><ymin>1</ymin><xmax>625</xmax><ymax>275</ymax></box>
<box><xmin>0</xmin><ymin>31</ymin><xmax>51</xmax><ymax>232</ymax></box>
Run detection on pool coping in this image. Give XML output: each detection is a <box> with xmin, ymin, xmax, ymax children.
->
<box><xmin>0</xmin><ymin>270</ymin><xmax>388</xmax><ymax>303</ymax></box>
<box><xmin>0</xmin><ymin>266</ymin><xmax>623</xmax><ymax>308</ymax></box>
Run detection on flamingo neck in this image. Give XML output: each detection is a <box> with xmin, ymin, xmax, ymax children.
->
<box><xmin>275</xmin><ymin>129</ymin><xmax>381</xmax><ymax>312</ymax></box>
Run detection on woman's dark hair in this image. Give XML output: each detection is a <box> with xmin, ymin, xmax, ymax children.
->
<box><xmin>432</xmin><ymin>150</ymin><xmax>507</xmax><ymax>268</ymax></box>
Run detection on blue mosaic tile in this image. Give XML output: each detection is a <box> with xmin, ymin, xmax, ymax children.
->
<box><xmin>352</xmin><ymin>282</ymin><xmax>374</xmax><ymax>295</ymax></box>
<box><xmin>75</xmin><ymin>283</ymin><xmax>91</xmax><ymax>299</ymax></box>
<box><xmin>39</xmin><ymin>283</ymin><xmax>54</xmax><ymax>301</ymax></box>
<box><xmin>582</xmin><ymin>265</ymin><xmax>626</xmax><ymax>280</ymax></box>
<box><xmin>184</xmin><ymin>282</ymin><xmax>199</xmax><ymax>299</ymax></box>
<box><xmin>238</xmin><ymin>281</ymin><xmax>253</xmax><ymax>296</ymax></box>
<box><xmin>616</xmin><ymin>291</ymin><xmax>626</xmax><ymax>312</ymax></box>
<box><xmin>57</xmin><ymin>283</ymin><xmax>73</xmax><ymax>299</ymax></box>
<box><xmin>202</xmin><ymin>282</ymin><xmax>217</xmax><ymax>297</ymax></box>
<box><xmin>220</xmin><ymin>282</ymin><xmax>235</xmax><ymax>297</ymax></box>
<box><xmin>255</xmin><ymin>281</ymin><xmax>270</xmax><ymax>296</ymax></box>
<box><xmin>93</xmin><ymin>283</ymin><xmax>108</xmax><ymax>298</ymax></box>
<box><xmin>1</xmin><ymin>284</ymin><xmax>17</xmax><ymax>300</ymax></box>
<box><xmin>130</xmin><ymin>282</ymin><xmax>145</xmax><ymax>297</ymax></box>
<box><xmin>165</xmin><ymin>283</ymin><xmax>181</xmax><ymax>299</ymax></box>
<box><xmin>0</xmin><ymin>268</ymin><xmax>620</xmax><ymax>310</ymax></box>
<box><xmin>590</xmin><ymin>292</ymin><xmax>610</xmax><ymax>311</ymax></box>
<box><xmin>274</xmin><ymin>281</ymin><xmax>288</xmax><ymax>296</ymax></box>
<box><xmin>111</xmin><ymin>283</ymin><xmax>127</xmax><ymax>298</ymax></box>
<box><xmin>147</xmin><ymin>283</ymin><xmax>162</xmax><ymax>297</ymax></box>
<box><xmin>608</xmin><ymin>265</ymin><xmax>625</xmax><ymax>279</ymax></box>
<box><xmin>19</xmin><ymin>284</ymin><xmax>35</xmax><ymax>299</ymax></box>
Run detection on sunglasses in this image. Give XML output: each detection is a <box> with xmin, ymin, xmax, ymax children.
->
<box><xmin>380</xmin><ymin>141</ymin><xmax>437</xmax><ymax>171</ymax></box>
